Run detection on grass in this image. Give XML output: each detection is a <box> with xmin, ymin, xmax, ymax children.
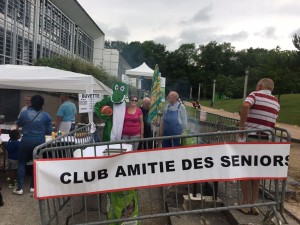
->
<box><xmin>187</xmin><ymin>93</ymin><xmax>300</xmax><ymax>126</ymax></box>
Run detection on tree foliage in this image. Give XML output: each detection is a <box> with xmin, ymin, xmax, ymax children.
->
<box><xmin>93</xmin><ymin>40</ymin><xmax>300</xmax><ymax>99</ymax></box>
<box><xmin>36</xmin><ymin>40</ymin><xmax>300</xmax><ymax>100</ymax></box>
<box><xmin>292</xmin><ymin>34</ymin><xmax>300</xmax><ymax>51</ymax></box>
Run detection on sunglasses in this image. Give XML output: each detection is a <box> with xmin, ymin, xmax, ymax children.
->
<box><xmin>130</xmin><ymin>99</ymin><xmax>138</xmax><ymax>102</ymax></box>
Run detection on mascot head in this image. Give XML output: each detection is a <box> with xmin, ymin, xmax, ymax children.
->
<box><xmin>111</xmin><ymin>82</ymin><xmax>128</xmax><ymax>104</ymax></box>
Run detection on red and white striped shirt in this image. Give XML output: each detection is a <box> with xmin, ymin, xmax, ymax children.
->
<box><xmin>245</xmin><ymin>90</ymin><xmax>280</xmax><ymax>130</ymax></box>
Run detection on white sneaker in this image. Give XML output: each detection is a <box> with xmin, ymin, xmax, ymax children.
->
<box><xmin>13</xmin><ymin>189</ymin><xmax>23</xmax><ymax>195</ymax></box>
<box><xmin>30</xmin><ymin>187</ymin><xmax>34</xmax><ymax>193</ymax></box>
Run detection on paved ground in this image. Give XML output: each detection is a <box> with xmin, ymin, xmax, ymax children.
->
<box><xmin>0</xmin><ymin>105</ymin><xmax>299</xmax><ymax>225</ymax></box>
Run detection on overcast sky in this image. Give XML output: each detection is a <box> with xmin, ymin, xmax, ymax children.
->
<box><xmin>77</xmin><ymin>0</ymin><xmax>300</xmax><ymax>51</ymax></box>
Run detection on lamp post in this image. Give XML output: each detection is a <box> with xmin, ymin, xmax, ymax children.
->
<box><xmin>211</xmin><ymin>79</ymin><xmax>216</xmax><ymax>107</ymax></box>
<box><xmin>243</xmin><ymin>68</ymin><xmax>249</xmax><ymax>101</ymax></box>
<box><xmin>197</xmin><ymin>83</ymin><xmax>201</xmax><ymax>101</ymax></box>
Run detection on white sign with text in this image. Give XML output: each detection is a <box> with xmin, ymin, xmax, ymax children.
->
<box><xmin>34</xmin><ymin>143</ymin><xmax>290</xmax><ymax>199</ymax></box>
<box><xmin>78</xmin><ymin>94</ymin><xmax>102</xmax><ymax>113</ymax></box>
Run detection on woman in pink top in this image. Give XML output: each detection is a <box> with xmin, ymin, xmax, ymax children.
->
<box><xmin>122</xmin><ymin>95</ymin><xmax>144</xmax><ymax>150</ymax></box>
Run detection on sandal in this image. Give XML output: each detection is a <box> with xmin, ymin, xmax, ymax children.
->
<box><xmin>237</xmin><ymin>207</ymin><xmax>251</xmax><ymax>214</ymax></box>
<box><xmin>251</xmin><ymin>207</ymin><xmax>259</xmax><ymax>215</ymax></box>
<box><xmin>234</xmin><ymin>203</ymin><xmax>251</xmax><ymax>214</ymax></box>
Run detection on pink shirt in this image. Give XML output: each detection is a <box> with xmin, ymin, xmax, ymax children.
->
<box><xmin>122</xmin><ymin>107</ymin><xmax>142</xmax><ymax>136</ymax></box>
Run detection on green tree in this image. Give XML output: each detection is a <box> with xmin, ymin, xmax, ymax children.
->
<box><xmin>103</xmin><ymin>39</ymin><xmax>300</xmax><ymax>99</ymax></box>
<box><xmin>215</xmin><ymin>74</ymin><xmax>235</xmax><ymax>98</ymax></box>
<box><xmin>165</xmin><ymin>43</ymin><xmax>199</xmax><ymax>98</ymax></box>
<box><xmin>196</xmin><ymin>41</ymin><xmax>237</xmax><ymax>98</ymax></box>
<box><xmin>292</xmin><ymin>33</ymin><xmax>300</xmax><ymax>51</ymax></box>
<box><xmin>141</xmin><ymin>41</ymin><xmax>168</xmax><ymax>72</ymax></box>
<box><xmin>120</xmin><ymin>41</ymin><xmax>145</xmax><ymax>67</ymax></box>
<box><xmin>105</xmin><ymin>40</ymin><xmax>128</xmax><ymax>52</ymax></box>
<box><xmin>259</xmin><ymin>47</ymin><xmax>298</xmax><ymax>100</ymax></box>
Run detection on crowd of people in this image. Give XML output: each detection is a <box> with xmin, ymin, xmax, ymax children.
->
<box><xmin>1</xmin><ymin>93</ymin><xmax>77</xmax><ymax>198</ymax></box>
<box><xmin>1</xmin><ymin>78</ymin><xmax>280</xmax><ymax>219</ymax></box>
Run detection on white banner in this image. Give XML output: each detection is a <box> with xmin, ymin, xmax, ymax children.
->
<box><xmin>34</xmin><ymin>143</ymin><xmax>290</xmax><ymax>199</ymax></box>
<box><xmin>78</xmin><ymin>93</ymin><xmax>102</xmax><ymax>113</ymax></box>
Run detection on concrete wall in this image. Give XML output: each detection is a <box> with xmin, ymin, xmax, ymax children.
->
<box><xmin>102</xmin><ymin>49</ymin><xmax>120</xmax><ymax>77</ymax></box>
<box><xmin>93</xmin><ymin>36</ymin><xmax>105</xmax><ymax>66</ymax></box>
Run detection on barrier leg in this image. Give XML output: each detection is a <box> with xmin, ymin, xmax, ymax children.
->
<box><xmin>279</xmin><ymin>180</ymin><xmax>288</xmax><ymax>224</ymax></box>
<box><xmin>213</xmin><ymin>182</ymin><xmax>218</xmax><ymax>200</ymax></box>
<box><xmin>39</xmin><ymin>200</ymin><xmax>47</xmax><ymax>225</ymax></box>
<box><xmin>272</xmin><ymin>205</ymin><xmax>283</xmax><ymax>225</ymax></box>
<box><xmin>263</xmin><ymin>205</ymin><xmax>283</xmax><ymax>225</ymax></box>
<box><xmin>200</xmin><ymin>214</ymin><xmax>207</xmax><ymax>225</ymax></box>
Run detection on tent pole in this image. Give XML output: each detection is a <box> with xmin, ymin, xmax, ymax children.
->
<box><xmin>86</xmin><ymin>76</ymin><xmax>94</xmax><ymax>124</ymax></box>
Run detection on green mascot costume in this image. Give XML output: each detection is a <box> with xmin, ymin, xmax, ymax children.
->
<box><xmin>95</xmin><ymin>82</ymin><xmax>128</xmax><ymax>142</ymax></box>
<box><xmin>94</xmin><ymin>82</ymin><xmax>140</xmax><ymax>225</ymax></box>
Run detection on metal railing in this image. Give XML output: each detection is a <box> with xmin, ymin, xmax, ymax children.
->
<box><xmin>33</xmin><ymin>125</ymin><xmax>290</xmax><ymax>225</ymax></box>
<box><xmin>33</xmin><ymin>124</ymin><xmax>94</xmax><ymax>225</ymax></box>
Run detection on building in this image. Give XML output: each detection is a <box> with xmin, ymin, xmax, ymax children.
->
<box><xmin>0</xmin><ymin>0</ymin><xmax>130</xmax><ymax>122</ymax></box>
<box><xmin>0</xmin><ymin>0</ymin><xmax>105</xmax><ymax>65</ymax></box>
<box><xmin>0</xmin><ymin>0</ymin><xmax>131</xmax><ymax>76</ymax></box>
<box><xmin>103</xmin><ymin>48</ymin><xmax>131</xmax><ymax>79</ymax></box>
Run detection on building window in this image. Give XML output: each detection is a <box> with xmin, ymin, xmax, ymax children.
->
<box><xmin>0</xmin><ymin>0</ymin><xmax>96</xmax><ymax>65</ymax></box>
<box><xmin>75</xmin><ymin>26</ymin><xmax>94</xmax><ymax>62</ymax></box>
<box><xmin>0</xmin><ymin>0</ymin><xmax>35</xmax><ymax>65</ymax></box>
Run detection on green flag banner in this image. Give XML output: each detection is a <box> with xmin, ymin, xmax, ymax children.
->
<box><xmin>147</xmin><ymin>64</ymin><xmax>162</xmax><ymax>123</ymax></box>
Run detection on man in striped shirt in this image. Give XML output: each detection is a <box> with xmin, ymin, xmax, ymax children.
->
<box><xmin>238</xmin><ymin>78</ymin><xmax>280</xmax><ymax>215</ymax></box>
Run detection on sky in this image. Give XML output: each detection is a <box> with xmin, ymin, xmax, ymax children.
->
<box><xmin>77</xmin><ymin>0</ymin><xmax>300</xmax><ymax>51</ymax></box>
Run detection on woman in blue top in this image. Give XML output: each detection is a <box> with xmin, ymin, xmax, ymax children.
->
<box><xmin>14</xmin><ymin>95</ymin><xmax>52</xmax><ymax>195</ymax></box>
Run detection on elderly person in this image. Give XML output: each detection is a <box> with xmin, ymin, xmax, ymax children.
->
<box><xmin>160</xmin><ymin>91</ymin><xmax>187</xmax><ymax>148</ymax></box>
<box><xmin>14</xmin><ymin>95</ymin><xmax>52</xmax><ymax>195</ymax></box>
<box><xmin>238</xmin><ymin>78</ymin><xmax>280</xmax><ymax>215</ymax></box>
<box><xmin>122</xmin><ymin>95</ymin><xmax>144</xmax><ymax>150</ymax></box>
<box><xmin>138</xmin><ymin>97</ymin><xmax>153</xmax><ymax>149</ymax></box>
<box><xmin>18</xmin><ymin>95</ymin><xmax>31</xmax><ymax>117</ymax></box>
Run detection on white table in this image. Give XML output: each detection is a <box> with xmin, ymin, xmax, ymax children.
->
<box><xmin>73</xmin><ymin>144</ymin><xmax>132</xmax><ymax>158</ymax></box>
<box><xmin>0</xmin><ymin>134</ymin><xmax>10</xmax><ymax>142</ymax></box>
<box><xmin>0</xmin><ymin>134</ymin><xmax>51</xmax><ymax>169</ymax></box>
<box><xmin>0</xmin><ymin>134</ymin><xmax>53</xmax><ymax>143</ymax></box>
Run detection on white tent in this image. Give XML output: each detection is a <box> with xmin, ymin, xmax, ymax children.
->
<box><xmin>0</xmin><ymin>65</ymin><xmax>113</xmax><ymax>123</ymax></box>
<box><xmin>125</xmin><ymin>62</ymin><xmax>154</xmax><ymax>79</ymax></box>
<box><xmin>0</xmin><ymin>65</ymin><xmax>112</xmax><ymax>95</ymax></box>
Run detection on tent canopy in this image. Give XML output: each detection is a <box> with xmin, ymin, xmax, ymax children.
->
<box><xmin>0</xmin><ymin>65</ymin><xmax>112</xmax><ymax>95</ymax></box>
<box><xmin>125</xmin><ymin>62</ymin><xmax>154</xmax><ymax>79</ymax></box>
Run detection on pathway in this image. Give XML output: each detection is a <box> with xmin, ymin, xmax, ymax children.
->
<box><xmin>184</xmin><ymin>102</ymin><xmax>300</xmax><ymax>140</ymax></box>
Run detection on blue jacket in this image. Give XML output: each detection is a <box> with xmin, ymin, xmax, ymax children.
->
<box><xmin>6</xmin><ymin>140</ymin><xmax>20</xmax><ymax>160</ymax></box>
<box><xmin>17</xmin><ymin>107</ymin><xmax>52</xmax><ymax>140</ymax></box>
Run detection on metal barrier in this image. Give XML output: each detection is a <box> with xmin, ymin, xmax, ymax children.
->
<box><xmin>196</xmin><ymin>110</ymin><xmax>239</xmax><ymax>132</ymax></box>
<box><xmin>33</xmin><ymin>124</ymin><xmax>94</xmax><ymax>225</ymax></box>
<box><xmin>33</xmin><ymin>126</ymin><xmax>290</xmax><ymax>225</ymax></box>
